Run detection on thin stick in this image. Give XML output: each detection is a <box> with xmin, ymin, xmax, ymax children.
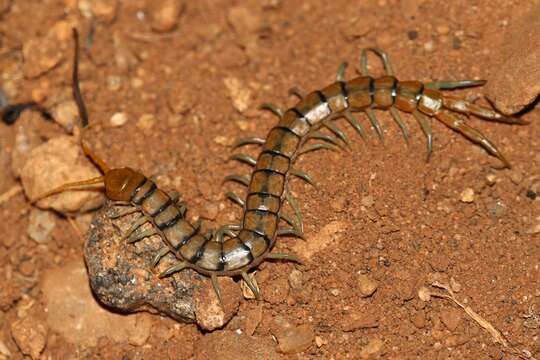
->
<box><xmin>0</xmin><ymin>185</ymin><xmax>22</xmax><ymax>206</ymax></box>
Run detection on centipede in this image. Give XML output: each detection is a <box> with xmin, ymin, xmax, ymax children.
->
<box><xmin>35</xmin><ymin>29</ymin><xmax>526</xmax><ymax>304</ymax></box>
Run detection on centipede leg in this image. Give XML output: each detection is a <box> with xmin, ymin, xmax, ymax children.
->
<box><xmin>214</xmin><ymin>224</ymin><xmax>241</xmax><ymax>243</ymax></box>
<box><xmin>360</xmin><ymin>47</ymin><xmax>395</xmax><ymax>76</ymax></box>
<box><xmin>306</xmin><ymin>131</ymin><xmax>345</xmax><ymax>149</ymax></box>
<box><xmin>122</xmin><ymin>215</ymin><xmax>151</xmax><ymax>240</ymax></box>
<box><xmin>225</xmin><ymin>191</ymin><xmax>245</xmax><ymax>207</ymax></box>
<box><xmin>284</xmin><ymin>188</ymin><xmax>304</xmax><ymax>234</ymax></box>
<box><xmin>232</xmin><ymin>137</ymin><xmax>266</xmax><ymax>149</ymax></box>
<box><xmin>259</xmin><ymin>103</ymin><xmax>284</xmax><ymax>118</ymax></box>
<box><xmin>335</xmin><ymin>62</ymin><xmax>348</xmax><ymax>82</ymax></box>
<box><xmin>279</xmin><ymin>213</ymin><xmax>304</xmax><ymax>239</ymax></box>
<box><xmin>344</xmin><ymin>110</ymin><xmax>367</xmax><ymax>141</ymax></box>
<box><xmin>425</xmin><ymin>79</ymin><xmax>486</xmax><ymax>90</ymax></box>
<box><xmin>152</xmin><ymin>247</ymin><xmax>171</xmax><ymax>267</ymax></box>
<box><xmin>224</xmin><ymin>174</ymin><xmax>250</xmax><ymax>187</ymax></box>
<box><xmin>288</xmin><ymin>86</ymin><xmax>306</xmax><ymax>99</ymax></box>
<box><xmin>127</xmin><ymin>228</ymin><xmax>158</xmax><ymax>243</ymax></box>
<box><xmin>229</xmin><ymin>153</ymin><xmax>257</xmax><ymax>166</ymax></box>
<box><xmin>211</xmin><ymin>275</ymin><xmax>223</xmax><ymax>305</ymax></box>
<box><xmin>241</xmin><ymin>272</ymin><xmax>260</xmax><ymax>300</ymax></box>
<box><xmin>277</xmin><ymin>227</ymin><xmax>304</xmax><ymax>238</ymax></box>
<box><xmin>159</xmin><ymin>261</ymin><xmax>190</xmax><ymax>278</ymax></box>
<box><xmin>108</xmin><ymin>206</ymin><xmax>139</xmax><ymax>219</ymax></box>
<box><xmin>390</xmin><ymin>107</ymin><xmax>409</xmax><ymax>144</ymax></box>
<box><xmin>265</xmin><ymin>252</ymin><xmax>301</xmax><ymax>263</ymax></box>
<box><xmin>412</xmin><ymin>110</ymin><xmax>433</xmax><ymax>161</ymax></box>
<box><xmin>435</xmin><ymin>110</ymin><xmax>510</xmax><ymax>168</ymax></box>
<box><xmin>290</xmin><ymin>167</ymin><xmax>317</xmax><ymax>188</ymax></box>
<box><xmin>323</xmin><ymin>120</ymin><xmax>350</xmax><ymax>146</ymax></box>
<box><xmin>297</xmin><ymin>142</ymin><xmax>340</xmax><ymax>156</ymax></box>
<box><xmin>365</xmin><ymin>109</ymin><xmax>385</xmax><ymax>144</ymax></box>
<box><xmin>442</xmin><ymin>96</ymin><xmax>527</xmax><ymax>125</ymax></box>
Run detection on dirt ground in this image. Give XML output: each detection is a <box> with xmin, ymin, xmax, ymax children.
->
<box><xmin>1</xmin><ymin>0</ymin><xmax>539</xmax><ymax>359</ymax></box>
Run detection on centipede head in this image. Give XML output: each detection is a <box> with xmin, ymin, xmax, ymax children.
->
<box><xmin>104</xmin><ymin>167</ymin><xmax>146</xmax><ymax>202</ymax></box>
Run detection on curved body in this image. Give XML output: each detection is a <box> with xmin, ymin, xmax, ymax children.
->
<box><xmin>125</xmin><ymin>74</ymin><xmax>510</xmax><ymax>277</ymax></box>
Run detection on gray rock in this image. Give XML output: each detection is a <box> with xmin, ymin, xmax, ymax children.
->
<box><xmin>84</xmin><ymin>202</ymin><xmax>196</xmax><ymax>322</ymax></box>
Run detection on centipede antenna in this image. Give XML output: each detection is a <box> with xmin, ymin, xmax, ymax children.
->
<box><xmin>32</xmin><ymin>176</ymin><xmax>104</xmax><ymax>203</ymax></box>
<box><xmin>72</xmin><ymin>29</ymin><xmax>88</xmax><ymax>128</ymax></box>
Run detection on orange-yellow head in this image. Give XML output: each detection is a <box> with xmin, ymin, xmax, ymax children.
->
<box><xmin>104</xmin><ymin>167</ymin><xmax>146</xmax><ymax>201</ymax></box>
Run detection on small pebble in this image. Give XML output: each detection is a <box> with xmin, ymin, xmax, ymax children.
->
<box><xmin>444</xmin><ymin>334</ymin><xmax>469</xmax><ymax>347</ymax></box>
<box><xmin>459</xmin><ymin>188</ymin><xmax>475</xmax><ymax>203</ymax></box>
<box><xmin>136</xmin><ymin>113</ymin><xmax>156</xmax><ymax>130</ymax></box>
<box><xmin>288</xmin><ymin>269</ymin><xmax>303</xmax><ymax>290</ymax></box>
<box><xmin>193</xmin><ymin>332</ymin><xmax>279</xmax><ymax>359</ymax></box>
<box><xmin>485</xmin><ymin>173</ymin><xmax>497</xmax><ymax>186</ymax></box>
<box><xmin>361</xmin><ymin>195</ymin><xmax>375</xmax><ymax>207</ymax></box>
<box><xmin>131</xmin><ymin>78</ymin><xmax>144</xmax><ymax>88</ymax></box>
<box><xmin>424</xmin><ymin>40</ymin><xmax>434</xmax><ymax>52</ymax></box>
<box><xmin>194</xmin><ymin>277</ymin><xmax>241</xmax><ymax>330</ymax></box>
<box><xmin>18</xmin><ymin>259</ymin><xmax>36</xmax><ymax>277</ymax></box>
<box><xmin>360</xmin><ymin>338</ymin><xmax>384</xmax><ymax>359</ymax></box>
<box><xmin>418</xmin><ymin>286</ymin><xmax>431</xmax><ymax>302</ymax></box>
<box><xmin>27</xmin><ymin>208</ymin><xmax>56</xmax><ymax>243</ymax></box>
<box><xmin>440</xmin><ymin>307</ymin><xmax>461</xmax><ymax>332</ymax></box>
<box><xmin>244</xmin><ymin>303</ymin><xmax>262</xmax><ymax>336</ymax></box>
<box><xmin>22</xmin><ymin>33</ymin><xmax>64</xmax><ymax>78</ymax></box>
<box><xmin>11</xmin><ymin>317</ymin><xmax>48</xmax><ymax>359</ymax></box>
<box><xmin>315</xmin><ymin>335</ymin><xmax>325</xmax><ymax>348</ymax></box>
<box><xmin>525</xmin><ymin>222</ymin><xmax>540</xmax><ymax>234</ymax></box>
<box><xmin>357</xmin><ymin>274</ymin><xmax>378</xmax><ymax>297</ymax></box>
<box><xmin>508</xmin><ymin>170</ymin><xmax>523</xmax><ymax>185</ymax></box>
<box><xmin>213</xmin><ymin>135</ymin><xmax>231</xmax><ymax>146</ymax></box>
<box><xmin>20</xmin><ymin>136</ymin><xmax>104</xmax><ymax>214</ymax></box>
<box><xmin>341</xmin><ymin>311</ymin><xmax>379</xmax><ymax>332</ymax></box>
<box><xmin>407</xmin><ymin>30</ymin><xmax>418</xmax><ymax>40</ymax></box>
<box><xmin>148</xmin><ymin>0</ymin><xmax>184</xmax><ymax>32</ymax></box>
<box><xmin>411</xmin><ymin>310</ymin><xmax>426</xmax><ymax>329</ymax></box>
<box><xmin>109</xmin><ymin>112</ymin><xmax>128</xmax><ymax>127</ymax></box>
<box><xmin>107</xmin><ymin>75</ymin><xmax>123</xmax><ymax>91</ymax></box>
<box><xmin>276</xmin><ymin>324</ymin><xmax>314</xmax><ymax>354</ymax></box>
<box><xmin>202</xmin><ymin>202</ymin><xmax>219</xmax><ymax>220</ymax></box>
<box><xmin>0</xmin><ymin>339</ymin><xmax>12</xmax><ymax>357</ymax></box>
<box><xmin>449</xmin><ymin>277</ymin><xmax>462</xmax><ymax>292</ymax></box>
<box><xmin>227</xmin><ymin>6</ymin><xmax>261</xmax><ymax>36</ymax></box>
<box><xmin>436</xmin><ymin>25</ymin><xmax>450</xmax><ymax>35</ymax></box>
<box><xmin>526</xmin><ymin>190</ymin><xmax>537</xmax><ymax>200</ymax></box>
<box><xmin>330</xmin><ymin>288</ymin><xmax>340</xmax><ymax>296</ymax></box>
<box><xmin>488</xmin><ymin>199</ymin><xmax>506</xmax><ymax>218</ymax></box>
<box><xmin>223</xmin><ymin>77</ymin><xmax>251</xmax><ymax>113</ymax></box>
<box><xmin>53</xmin><ymin>100</ymin><xmax>78</xmax><ymax>132</ymax></box>
<box><xmin>90</xmin><ymin>0</ymin><xmax>118</xmax><ymax>23</ymax></box>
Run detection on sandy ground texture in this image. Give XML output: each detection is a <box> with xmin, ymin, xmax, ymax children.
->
<box><xmin>1</xmin><ymin>0</ymin><xmax>539</xmax><ymax>359</ymax></box>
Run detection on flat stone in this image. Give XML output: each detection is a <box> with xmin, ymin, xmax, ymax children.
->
<box><xmin>194</xmin><ymin>331</ymin><xmax>282</xmax><ymax>360</ymax></box>
<box><xmin>41</xmin><ymin>259</ymin><xmax>152</xmax><ymax>347</ymax></box>
<box><xmin>485</xmin><ymin>4</ymin><xmax>540</xmax><ymax>114</ymax></box>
